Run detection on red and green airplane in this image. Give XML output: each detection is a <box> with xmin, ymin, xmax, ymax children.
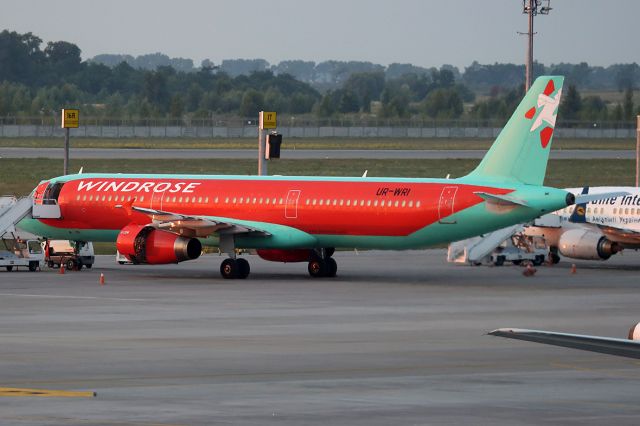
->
<box><xmin>20</xmin><ymin>76</ymin><xmax>573</xmax><ymax>279</ymax></box>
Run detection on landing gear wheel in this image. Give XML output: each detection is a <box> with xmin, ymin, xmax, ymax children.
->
<box><xmin>66</xmin><ymin>259</ymin><xmax>76</xmax><ymax>271</ymax></box>
<box><xmin>325</xmin><ymin>257</ymin><xmax>337</xmax><ymax>277</ymax></box>
<box><xmin>308</xmin><ymin>259</ymin><xmax>327</xmax><ymax>278</ymax></box>
<box><xmin>236</xmin><ymin>258</ymin><xmax>250</xmax><ymax>279</ymax></box>
<box><xmin>220</xmin><ymin>258</ymin><xmax>238</xmax><ymax>279</ymax></box>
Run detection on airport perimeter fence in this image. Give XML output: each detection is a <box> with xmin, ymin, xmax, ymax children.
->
<box><xmin>0</xmin><ymin>117</ymin><xmax>636</xmax><ymax>139</ymax></box>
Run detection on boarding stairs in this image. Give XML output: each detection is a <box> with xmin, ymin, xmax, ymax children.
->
<box><xmin>447</xmin><ymin>224</ymin><xmax>523</xmax><ymax>264</ymax></box>
<box><xmin>0</xmin><ymin>196</ymin><xmax>34</xmax><ymax>237</ymax></box>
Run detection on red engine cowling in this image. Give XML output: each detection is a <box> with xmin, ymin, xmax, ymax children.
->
<box><xmin>256</xmin><ymin>249</ymin><xmax>312</xmax><ymax>263</ymax></box>
<box><xmin>116</xmin><ymin>224</ymin><xmax>202</xmax><ymax>264</ymax></box>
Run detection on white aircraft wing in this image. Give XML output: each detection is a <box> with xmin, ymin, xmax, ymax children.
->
<box><xmin>488</xmin><ymin>328</ymin><xmax>640</xmax><ymax>359</ymax></box>
<box><xmin>599</xmin><ymin>225</ymin><xmax>640</xmax><ymax>239</ymax></box>
<box><xmin>132</xmin><ymin>206</ymin><xmax>270</xmax><ymax>238</ymax></box>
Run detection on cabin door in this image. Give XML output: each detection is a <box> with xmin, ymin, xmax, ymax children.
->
<box><xmin>438</xmin><ymin>186</ymin><xmax>458</xmax><ymax>224</ymax></box>
<box><xmin>151</xmin><ymin>190</ymin><xmax>165</xmax><ymax>210</ymax></box>
<box><xmin>285</xmin><ymin>190</ymin><xmax>301</xmax><ymax>219</ymax></box>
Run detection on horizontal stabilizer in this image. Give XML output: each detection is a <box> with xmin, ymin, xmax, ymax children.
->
<box><xmin>474</xmin><ymin>192</ymin><xmax>529</xmax><ymax>207</ymax></box>
<box><xmin>488</xmin><ymin>328</ymin><xmax>640</xmax><ymax>359</ymax></box>
<box><xmin>575</xmin><ymin>191</ymin><xmax>630</xmax><ymax>205</ymax></box>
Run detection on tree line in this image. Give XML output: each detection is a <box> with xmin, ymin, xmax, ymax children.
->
<box><xmin>0</xmin><ymin>30</ymin><xmax>638</xmax><ymax>122</ymax></box>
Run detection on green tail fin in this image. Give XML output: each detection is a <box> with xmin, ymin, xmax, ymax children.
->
<box><xmin>467</xmin><ymin>76</ymin><xmax>564</xmax><ymax>185</ymax></box>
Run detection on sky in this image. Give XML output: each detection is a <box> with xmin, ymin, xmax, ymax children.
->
<box><xmin>1</xmin><ymin>0</ymin><xmax>638</xmax><ymax>69</ymax></box>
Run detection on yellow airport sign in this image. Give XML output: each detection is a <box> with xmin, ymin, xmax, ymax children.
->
<box><xmin>61</xmin><ymin>109</ymin><xmax>80</xmax><ymax>128</ymax></box>
<box><xmin>259</xmin><ymin>111</ymin><xmax>277</xmax><ymax>129</ymax></box>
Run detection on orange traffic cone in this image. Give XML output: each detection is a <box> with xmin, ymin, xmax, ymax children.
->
<box><xmin>570</xmin><ymin>264</ymin><xmax>577</xmax><ymax>274</ymax></box>
<box><xmin>99</xmin><ymin>273</ymin><xmax>105</xmax><ymax>286</ymax></box>
<box><xmin>59</xmin><ymin>264</ymin><xmax>65</xmax><ymax>274</ymax></box>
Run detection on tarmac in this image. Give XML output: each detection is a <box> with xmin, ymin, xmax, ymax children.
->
<box><xmin>0</xmin><ymin>147</ymin><xmax>636</xmax><ymax>160</ymax></box>
<box><xmin>2</xmin><ymin>249</ymin><xmax>640</xmax><ymax>425</ymax></box>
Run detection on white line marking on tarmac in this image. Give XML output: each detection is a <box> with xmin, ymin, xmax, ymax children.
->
<box><xmin>0</xmin><ymin>293</ymin><xmax>147</xmax><ymax>302</ymax></box>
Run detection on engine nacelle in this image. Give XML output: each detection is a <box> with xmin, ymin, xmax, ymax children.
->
<box><xmin>116</xmin><ymin>224</ymin><xmax>202</xmax><ymax>264</ymax></box>
<box><xmin>558</xmin><ymin>229</ymin><xmax>620</xmax><ymax>260</ymax></box>
<box><xmin>256</xmin><ymin>249</ymin><xmax>312</xmax><ymax>263</ymax></box>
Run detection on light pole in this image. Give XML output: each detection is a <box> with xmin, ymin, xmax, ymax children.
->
<box><xmin>520</xmin><ymin>0</ymin><xmax>552</xmax><ymax>92</ymax></box>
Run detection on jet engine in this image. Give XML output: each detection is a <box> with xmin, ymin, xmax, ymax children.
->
<box><xmin>256</xmin><ymin>249</ymin><xmax>312</xmax><ymax>263</ymax></box>
<box><xmin>116</xmin><ymin>224</ymin><xmax>202</xmax><ymax>264</ymax></box>
<box><xmin>558</xmin><ymin>229</ymin><xmax>620</xmax><ymax>260</ymax></box>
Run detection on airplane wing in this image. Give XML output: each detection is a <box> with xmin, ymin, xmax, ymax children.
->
<box><xmin>132</xmin><ymin>206</ymin><xmax>270</xmax><ymax>238</ymax></box>
<box><xmin>488</xmin><ymin>328</ymin><xmax>640</xmax><ymax>359</ymax></box>
<box><xmin>599</xmin><ymin>225</ymin><xmax>640</xmax><ymax>240</ymax></box>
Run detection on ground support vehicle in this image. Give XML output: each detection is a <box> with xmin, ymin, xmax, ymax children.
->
<box><xmin>0</xmin><ymin>238</ymin><xmax>44</xmax><ymax>271</ymax></box>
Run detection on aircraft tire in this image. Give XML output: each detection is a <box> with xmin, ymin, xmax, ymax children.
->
<box><xmin>325</xmin><ymin>258</ymin><xmax>337</xmax><ymax>277</ymax></box>
<box><xmin>236</xmin><ymin>258</ymin><xmax>250</xmax><ymax>279</ymax></box>
<box><xmin>308</xmin><ymin>259</ymin><xmax>327</xmax><ymax>278</ymax></box>
<box><xmin>220</xmin><ymin>258</ymin><xmax>238</xmax><ymax>279</ymax></box>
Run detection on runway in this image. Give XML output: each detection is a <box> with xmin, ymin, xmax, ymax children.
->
<box><xmin>0</xmin><ymin>147</ymin><xmax>635</xmax><ymax>160</ymax></box>
<box><xmin>2</xmin><ymin>249</ymin><xmax>640</xmax><ymax>425</ymax></box>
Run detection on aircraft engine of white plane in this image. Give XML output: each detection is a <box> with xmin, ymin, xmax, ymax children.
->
<box><xmin>557</xmin><ymin>229</ymin><xmax>621</xmax><ymax>260</ymax></box>
<box><xmin>116</xmin><ymin>224</ymin><xmax>202</xmax><ymax>265</ymax></box>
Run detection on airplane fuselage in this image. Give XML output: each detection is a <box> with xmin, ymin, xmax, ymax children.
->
<box><xmin>20</xmin><ymin>173</ymin><xmax>570</xmax><ymax>250</ymax></box>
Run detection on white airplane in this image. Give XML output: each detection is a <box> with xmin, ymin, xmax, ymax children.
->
<box><xmin>524</xmin><ymin>186</ymin><xmax>639</xmax><ymax>263</ymax></box>
<box><xmin>489</xmin><ymin>324</ymin><xmax>640</xmax><ymax>359</ymax></box>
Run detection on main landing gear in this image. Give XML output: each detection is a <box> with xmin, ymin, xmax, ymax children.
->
<box><xmin>218</xmin><ymin>233</ymin><xmax>251</xmax><ymax>280</ymax></box>
<box><xmin>307</xmin><ymin>248</ymin><xmax>337</xmax><ymax>278</ymax></box>
<box><xmin>220</xmin><ymin>257</ymin><xmax>250</xmax><ymax>279</ymax></box>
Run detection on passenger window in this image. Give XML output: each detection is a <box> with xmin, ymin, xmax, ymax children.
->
<box><xmin>305</xmin><ymin>199</ymin><xmax>310</xmax><ymax>205</ymax></box>
<box><xmin>312</xmin><ymin>199</ymin><xmax>317</xmax><ymax>205</ymax></box>
<box><xmin>198</xmin><ymin>197</ymin><xmax>202</xmax><ymax>203</ymax></box>
<box><xmin>380</xmin><ymin>200</ymin><xmax>385</xmax><ymax>207</ymax></box>
<box><xmin>319</xmin><ymin>199</ymin><xmax>324</xmax><ymax>206</ymax></box>
<box><xmin>374</xmin><ymin>200</ymin><xmax>378</xmax><ymax>207</ymax></box>
<box><xmin>367</xmin><ymin>200</ymin><xmax>371</xmax><ymax>206</ymax></box>
<box><xmin>89</xmin><ymin>195</ymin><xmax>93</xmax><ymax>201</ymax></box>
<box><xmin>340</xmin><ymin>200</ymin><xmax>344</xmax><ymax>206</ymax></box>
<box><xmin>613</xmin><ymin>208</ymin><xmax>617</xmax><ymax>214</ymax></box>
<box><xmin>139</xmin><ymin>196</ymin><xmax>144</xmax><ymax>202</ymax></box>
<box><xmin>360</xmin><ymin>200</ymin><xmax>364</xmax><ymax>206</ymax></box>
<box><xmin>395</xmin><ymin>201</ymin><xmax>399</xmax><ymax>207</ymax></box>
<box><xmin>76</xmin><ymin>195</ymin><xmax>80</xmax><ymax>201</ymax></box>
<box><xmin>416</xmin><ymin>201</ymin><xmax>421</xmax><ymax>208</ymax></box>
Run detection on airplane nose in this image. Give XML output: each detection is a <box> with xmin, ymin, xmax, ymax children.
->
<box><xmin>565</xmin><ymin>192</ymin><xmax>576</xmax><ymax>206</ymax></box>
